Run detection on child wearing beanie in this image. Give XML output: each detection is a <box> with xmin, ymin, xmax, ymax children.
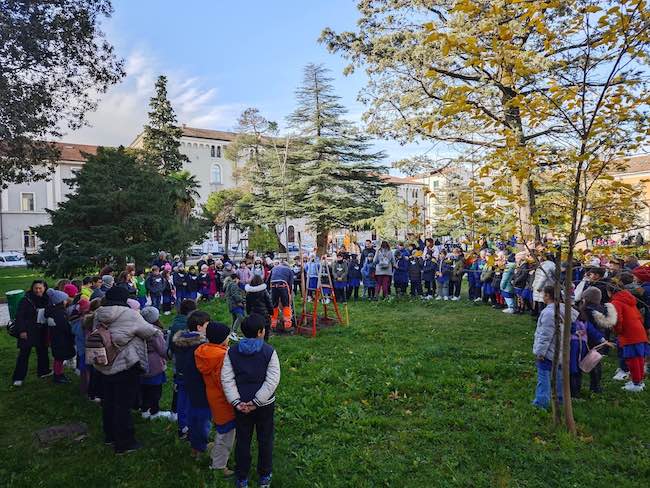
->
<box><xmin>579</xmin><ymin>287</ymin><xmax>615</xmax><ymax>393</ymax></box>
<box><xmin>194</xmin><ymin>322</ymin><xmax>236</xmax><ymax>478</ymax></box>
<box><xmin>140</xmin><ymin>307</ymin><xmax>171</xmax><ymax>419</ymax></box>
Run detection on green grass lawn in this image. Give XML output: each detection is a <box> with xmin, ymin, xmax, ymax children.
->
<box><xmin>1</xmin><ymin>297</ymin><xmax>649</xmax><ymax>487</ymax></box>
<box><xmin>0</xmin><ymin>267</ymin><xmax>46</xmax><ymax>299</ymax></box>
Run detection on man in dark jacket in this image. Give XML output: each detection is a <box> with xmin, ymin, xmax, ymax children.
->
<box><xmin>145</xmin><ymin>267</ymin><xmax>166</xmax><ymax>310</ymax></box>
<box><xmin>11</xmin><ymin>280</ymin><xmax>51</xmax><ymax>386</ymax></box>
<box><xmin>360</xmin><ymin>240</ymin><xmax>376</xmax><ymax>264</ymax></box>
<box><xmin>171</xmin><ymin>310</ymin><xmax>210</xmax><ymax>451</ymax></box>
<box><xmin>269</xmin><ymin>261</ymin><xmax>294</xmax><ymax>332</ymax></box>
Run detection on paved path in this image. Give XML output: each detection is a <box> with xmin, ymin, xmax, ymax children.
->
<box><xmin>0</xmin><ymin>303</ymin><xmax>9</xmax><ymax>326</ymax></box>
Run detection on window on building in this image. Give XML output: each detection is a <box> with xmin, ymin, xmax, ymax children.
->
<box><xmin>211</xmin><ymin>145</ymin><xmax>215</xmax><ymax>157</ymax></box>
<box><xmin>432</xmin><ymin>180</ymin><xmax>439</xmax><ymax>189</ymax></box>
<box><xmin>23</xmin><ymin>230</ymin><xmax>36</xmax><ymax>250</ymax></box>
<box><xmin>210</xmin><ymin>164</ymin><xmax>222</xmax><ymax>184</ymax></box>
<box><xmin>216</xmin><ymin>145</ymin><xmax>222</xmax><ymax>158</ymax></box>
<box><xmin>21</xmin><ymin>193</ymin><xmax>35</xmax><ymax>212</ymax></box>
<box><xmin>288</xmin><ymin>225</ymin><xmax>295</xmax><ymax>243</ymax></box>
<box><xmin>415</xmin><ymin>189</ymin><xmax>419</xmax><ymax>199</ymax></box>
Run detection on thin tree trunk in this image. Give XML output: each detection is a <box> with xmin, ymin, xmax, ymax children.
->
<box><xmin>224</xmin><ymin>223</ymin><xmax>230</xmax><ymax>255</ymax></box>
<box><xmin>562</xmin><ymin>254</ymin><xmax>577</xmax><ymax>435</ymax></box>
<box><xmin>551</xmin><ymin>247</ymin><xmax>563</xmax><ymax>426</ymax></box>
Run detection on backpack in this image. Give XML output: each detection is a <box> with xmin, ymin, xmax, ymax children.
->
<box><xmin>85</xmin><ymin>322</ymin><xmax>119</xmax><ymax>367</ymax></box>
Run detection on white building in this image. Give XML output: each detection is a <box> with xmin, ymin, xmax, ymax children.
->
<box><xmin>0</xmin><ymin>143</ymin><xmax>98</xmax><ymax>253</ymax></box>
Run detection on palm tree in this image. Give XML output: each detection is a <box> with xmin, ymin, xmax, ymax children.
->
<box><xmin>168</xmin><ymin>170</ymin><xmax>200</xmax><ymax>224</ymax></box>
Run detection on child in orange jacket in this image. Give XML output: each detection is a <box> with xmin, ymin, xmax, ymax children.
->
<box><xmin>195</xmin><ymin>322</ymin><xmax>236</xmax><ymax>477</ymax></box>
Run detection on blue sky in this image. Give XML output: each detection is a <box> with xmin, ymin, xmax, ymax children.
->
<box><xmin>62</xmin><ymin>0</ymin><xmax>425</xmax><ymax>166</ymax></box>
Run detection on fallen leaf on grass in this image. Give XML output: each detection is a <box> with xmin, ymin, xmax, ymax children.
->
<box><xmin>533</xmin><ymin>436</ymin><xmax>547</xmax><ymax>445</ymax></box>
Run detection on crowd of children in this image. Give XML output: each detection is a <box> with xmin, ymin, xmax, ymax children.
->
<box><xmin>8</xmin><ymin>240</ymin><xmax>650</xmax><ymax>484</ymax></box>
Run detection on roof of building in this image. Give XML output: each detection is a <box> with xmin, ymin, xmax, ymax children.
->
<box><xmin>381</xmin><ymin>174</ymin><xmax>426</xmax><ymax>186</ymax></box>
<box><xmin>181</xmin><ymin>126</ymin><xmax>238</xmax><ymax>142</ymax></box>
<box><xmin>612</xmin><ymin>154</ymin><xmax>650</xmax><ymax>175</ymax></box>
<box><xmin>55</xmin><ymin>142</ymin><xmax>99</xmax><ymax>162</ymax></box>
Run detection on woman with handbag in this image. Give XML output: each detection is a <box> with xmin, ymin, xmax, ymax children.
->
<box><xmin>11</xmin><ymin>280</ymin><xmax>51</xmax><ymax>386</ymax></box>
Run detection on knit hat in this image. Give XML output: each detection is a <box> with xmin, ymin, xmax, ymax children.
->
<box><xmin>63</xmin><ymin>283</ymin><xmax>79</xmax><ymax>298</ymax></box>
<box><xmin>104</xmin><ymin>286</ymin><xmax>129</xmax><ymax>306</ymax></box>
<box><xmin>141</xmin><ymin>306</ymin><xmax>160</xmax><ymax>324</ymax></box>
<box><xmin>206</xmin><ymin>321</ymin><xmax>230</xmax><ymax>344</ymax></box>
<box><xmin>127</xmin><ymin>298</ymin><xmax>141</xmax><ymax>310</ymax></box>
<box><xmin>77</xmin><ymin>298</ymin><xmax>91</xmax><ymax>314</ymax></box>
<box><xmin>101</xmin><ymin>275</ymin><xmax>114</xmax><ymax>288</ymax></box>
<box><xmin>582</xmin><ymin>286</ymin><xmax>602</xmax><ymax>305</ymax></box>
<box><xmin>632</xmin><ymin>266</ymin><xmax>650</xmax><ymax>284</ymax></box>
<box><xmin>47</xmin><ymin>289</ymin><xmax>69</xmax><ymax>306</ymax></box>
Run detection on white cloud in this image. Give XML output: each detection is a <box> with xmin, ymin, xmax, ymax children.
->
<box><xmin>58</xmin><ymin>51</ymin><xmax>243</xmax><ymax>147</ymax></box>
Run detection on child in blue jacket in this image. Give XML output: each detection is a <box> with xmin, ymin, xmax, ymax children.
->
<box><xmin>436</xmin><ymin>250</ymin><xmax>452</xmax><ymax>300</ymax></box>
<box><xmin>393</xmin><ymin>252</ymin><xmax>409</xmax><ymax>296</ymax></box>
<box><xmin>361</xmin><ymin>254</ymin><xmax>377</xmax><ymax>300</ymax></box>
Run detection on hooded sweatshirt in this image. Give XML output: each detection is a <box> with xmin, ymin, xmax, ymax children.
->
<box><xmin>195</xmin><ymin>342</ymin><xmax>236</xmax><ymax>430</ymax></box>
<box><xmin>245</xmin><ymin>283</ymin><xmax>273</xmax><ymax>317</ymax></box>
<box><xmin>221</xmin><ymin>338</ymin><xmax>280</xmax><ymax>408</ymax></box>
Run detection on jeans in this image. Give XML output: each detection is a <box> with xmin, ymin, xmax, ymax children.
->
<box><xmin>101</xmin><ymin>365</ymin><xmax>141</xmax><ymax>451</ymax></box>
<box><xmin>449</xmin><ymin>280</ymin><xmax>462</xmax><ymax>298</ymax></box>
<box><xmin>410</xmin><ymin>280</ymin><xmax>422</xmax><ymax>296</ymax></box>
<box><xmin>150</xmin><ymin>293</ymin><xmax>162</xmax><ymax>310</ymax></box>
<box><xmin>188</xmin><ymin>406</ymin><xmax>212</xmax><ymax>451</ymax></box>
<box><xmin>504</xmin><ymin>297</ymin><xmax>515</xmax><ymax>309</ymax></box>
<box><xmin>438</xmin><ymin>281</ymin><xmax>449</xmax><ymax>298</ymax></box>
<box><xmin>176</xmin><ymin>382</ymin><xmax>190</xmax><ymax>431</ymax></box>
<box><xmin>12</xmin><ymin>334</ymin><xmax>51</xmax><ymax>381</ymax></box>
<box><xmin>235</xmin><ymin>403</ymin><xmax>274</xmax><ymax>481</ymax></box>
<box><xmin>533</xmin><ymin>360</ymin><xmax>563</xmax><ymax>409</ymax></box>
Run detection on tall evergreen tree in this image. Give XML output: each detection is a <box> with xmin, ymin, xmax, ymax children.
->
<box><xmin>31</xmin><ymin>147</ymin><xmax>205</xmax><ymax>276</ymax></box>
<box><xmin>142</xmin><ymin>75</ymin><xmax>189</xmax><ymax>175</ymax></box>
<box><xmin>287</xmin><ymin>63</ymin><xmax>387</xmax><ymax>252</ymax></box>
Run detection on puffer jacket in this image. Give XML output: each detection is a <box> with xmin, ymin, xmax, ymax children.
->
<box><xmin>532</xmin><ymin>260</ymin><xmax>556</xmax><ymax>302</ymax></box>
<box><xmin>533</xmin><ymin>303</ymin><xmax>577</xmax><ymax>363</ymax></box>
<box><xmin>245</xmin><ymin>283</ymin><xmax>273</xmax><ymax>317</ymax></box>
<box><xmin>93</xmin><ymin>305</ymin><xmax>161</xmax><ymax>375</ymax></box>
<box><xmin>195</xmin><ymin>343</ymin><xmax>235</xmax><ymax>427</ymax></box>
<box><xmin>144</xmin><ymin>324</ymin><xmax>167</xmax><ymax>378</ymax></box>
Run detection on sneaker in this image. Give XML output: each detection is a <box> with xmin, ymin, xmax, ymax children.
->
<box><xmin>141</xmin><ymin>410</ymin><xmax>151</xmax><ymax>420</ymax></box>
<box><xmin>53</xmin><ymin>374</ymin><xmax>71</xmax><ymax>384</ymax></box>
<box><xmin>259</xmin><ymin>473</ymin><xmax>272</xmax><ymax>488</ymax></box>
<box><xmin>443</xmin><ymin>296</ymin><xmax>449</xmax><ymax>301</ymax></box>
<box><xmin>89</xmin><ymin>396</ymin><xmax>102</xmax><ymax>403</ymax></box>
<box><xmin>502</xmin><ymin>308</ymin><xmax>515</xmax><ymax>314</ymax></box>
<box><xmin>451</xmin><ymin>296</ymin><xmax>460</xmax><ymax>301</ymax></box>
<box><xmin>38</xmin><ymin>370</ymin><xmax>53</xmax><ymax>379</ymax></box>
<box><xmin>12</xmin><ymin>380</ymin><xmax>23</xmax><ymax>387</ymax></box>
<box><xmin>306</xmin><ymin>296</ymin><xmax>313</xmax><ymax>303</ymax></box>
<box><xmin>228</xmin><ymin>332</ymin><xmax>240</xmax><ymax>342</ymax></box>
<box><xmin>473</xmin><ymin>297</ymin><xmax>482</xmax><ymax>302</ymax></box>
<box><xmin>178</xmin><ymin>426</ymin><xmax>189</xmax><ymax>440</ymax></box>
<box><xmin>115</xmin><ymin>441</ymin><xmax>143</xmax><ymax>455</ymax></box>
<box><xmin>435</xmin><ymin>296</ymin><xmax>442</xmax><ymax>300</ymax></box>
<box><xmin>74</xmin><ymin>368</ymin><xmax>81</xmax><ymax>376</ymax></box>
<box><xmin>235</xmin><ymin>479</ymin><xmax>249</xmax><ymax>488</ymax></box>
<box><xmin>622</xmin><ymin>382</ymin><xmax>645</xmax><ymax>392</ymax></box>
<box><xmin>169</xmin><ymin>412</ymin><xmax>178</xmax><ymax>422</ymax></box>
<box><xmin>612</xmin><ymin>368</ymin><xmax>630</xmax><ymax>381</ymax></box>
<box><xmin>164</xmin><ymin>311</ymin><xmax>171</xmax><ymax>316</ymax></box>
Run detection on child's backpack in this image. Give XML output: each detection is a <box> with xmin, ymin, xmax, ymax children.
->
<box><xmin>85</xmin><ymin>322</ymin><xmax>119</xmax><ymax>367</ymax></box>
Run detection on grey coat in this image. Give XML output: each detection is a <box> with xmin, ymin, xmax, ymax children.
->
<box><xmin>532</xmin><ymin>303</ymin><xmax>577</xmax><ymax>363</ymax></box>
<box><xmin>373</xmin><ymin>248</ymin><xmax>396</xmax><ymax>276</ymax></box>
<box><xmin>93</xmin><ymin>305</ymin><xmax>162</xmax><ymax>375</ymax></box>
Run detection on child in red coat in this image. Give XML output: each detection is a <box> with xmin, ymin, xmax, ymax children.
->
<box><xmin>607</xmin><ymin>287</ymin><xmax>650</xmax><ymax>392</ymax></box>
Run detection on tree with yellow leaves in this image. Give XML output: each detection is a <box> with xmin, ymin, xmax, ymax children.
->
<box><xmin>325</xmin><ymin>0</ymin><xmax>650</xmax><ymax>434</ymax></box>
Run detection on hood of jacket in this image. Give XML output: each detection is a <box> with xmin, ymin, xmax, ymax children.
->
<box><xmin>194</xmin><ymin>342</ymin><xmax>228</xmax><ymax>374</ymax></box>
<box><xmin>245</xmin><ymin>283</ymin><xmax>267</xmax><ymax>293</ymax></box>
<box><xmin>172</xmin><ymin>330</ymin><xmax>206</xmax><ymax>348</ymax></box>
<box><xmin>592</xmin><ymin>303</ymin><xmax>618</xmax><ymax>329</ymax></box>
<box><xmin>611</xmin><ymin>289</ymin><xmax>637</xmax><ymax>307</ymax></box>
<box><xmin>94</xmin><ymin>305</ymin><xmax>135</xmax><ymax>326</ymax></box>
<box><xmin>238</xmin><ymin>338</ymin><xmax>264</xmax><ymax>355</ymax></box>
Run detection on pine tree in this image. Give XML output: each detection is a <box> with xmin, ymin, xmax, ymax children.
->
<box><xmin>287</xmin><ymin>63</ymin><xmax>387</xmax><ymax>252</ymax></box>
<box><xmin>31</xmin><ymin>147</ymin><xmax>205</xmax><ymax>276</ymax></box>
<box><xmin>142</xmin><ymin>75</ymin><xmax>189</xmax><ymax>175</ymax></box>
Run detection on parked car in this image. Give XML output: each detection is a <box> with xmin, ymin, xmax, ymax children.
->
<box><xmin>0</xmin><ymin>252</ymin><xmax>27</xmax><ymax>267</ymax></box>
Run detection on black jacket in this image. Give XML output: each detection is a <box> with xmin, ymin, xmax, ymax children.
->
<box><xmin>245</xmin><ymin>284</ymin><xmax>273</xmax><ymax>317</ymax></box>
<box><xmin>45</xmin><ymin>303</ymin><xmax>75</xmax><ymax>361</ymax></box>
<box><xmin>14</xmin><ymin>291</ymin><xmax>48</xmax><ymax>347</ymax></box>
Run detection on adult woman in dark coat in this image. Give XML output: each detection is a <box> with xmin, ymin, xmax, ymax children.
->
<box><xmin>45</xmin><ymin>289</ymin><xmax>76</xmax><ymax>384</ymax></box>
<box><xmin>11</xmin><ymin>280</ymin><xmax>51</xmax><ymax>386</ymax></box>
